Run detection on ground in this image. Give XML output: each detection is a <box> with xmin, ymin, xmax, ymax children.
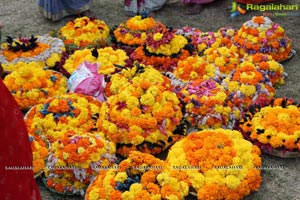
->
<box><xmin>1</xmin><ymin>0</ymin><xmax>300</xmax><ymax>199</ymax></box>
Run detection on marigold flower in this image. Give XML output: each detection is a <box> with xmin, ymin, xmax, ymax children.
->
<box><xmin>239</xmin><ymin>98</ymin><xmax>300</xmax><ymax>157</ymax></box>
<box><xmin>167</xmin><ymin>129</ymin><xmax>262</xmax><ymax>199</ymax></box>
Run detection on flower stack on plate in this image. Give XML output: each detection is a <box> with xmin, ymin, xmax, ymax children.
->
<box><xmin>222</xmin><ymin>61</ymin><xmax>275</xmax><ymax>110</ymax></box>
<box><xmin>239</xmin><ymin>98</ymin><xmax>300</xmax><ymax>158</ymax></box>
<box><xmin>242</xmin><ymin>53</ymin><xmax>287</xmax><ymax>87</ymax></box>
<box><xmin>3</xmin><ymin>64</ymin><xmax>67</xmax><ymax>110</ymax></box>
<box><xmin>202</xmin><ymin>46</ymin><xmax>240</xmax><ymax>80</ymax></box>
<box><xmin>166</xmin><ymin>129</ymin><xmax>262</xmax><ymax>199</ymax></box>
<box><xmin>112</xmin><ymin>15</ymin><xmax>159</xmax><ymax>48</ymax></box>
<box><xmin>233</xmin><ymin>16</ymin><xmax>292</xmax><ymax>62</ymax></box>
<box><xmin>58</xmin><ymin>16</ymin><xmax>110</xmax><ymax>52</ymax></box>
<box><xmin>177</xmin><ymin>79</ymin><xmax>240</xmax><ymax>130</ymax></box>
<box><xmin>0</xmin><ymin>34</ymin><xmax>65</xmax><ymax>72</ymax></box>
<box><xmin>24</xmin><ymin>93</ymin><xmax>102</xmax><ymax>143</ymax></box>
<box><xmin>85</xmin><ymin>151</ymin><xmax>189</xmax><ymax>200</ymax></box>
<box><xmin>44</xmin><ymin>131</ymin><xmax>116</xmax><ymax>195</ymax></box>
<box><xmin>62</xmin><ymin>47</ymin><xmax>128</xmax><ymax>77</ymax></box>
<box><xmin>98</xmin><ymin>63</ymin><xmax>183</xmax><ymax>157</ymax></box>
<box><xmin>174</xmin><ymin>55</ymin><xmax>218</xmax><ymax>82</ymax></box>
<box><xmin>131</xmin><ymin>22</ymin><xmax>192</xmax><ymax>73</ymax></box>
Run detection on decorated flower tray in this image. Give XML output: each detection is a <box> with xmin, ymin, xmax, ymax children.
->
<box><xmin>4</xmin><ymin>68</ymin><xmax>68</xmax><ymax>111</ymax></box>
<box><xmin>0</xmin><ymin>34</ymin><xmax>65</xmax><ymax>72</ymax></box>
<box><xmin>279</xmin><ymin>49</ymin><xmax>296</xmax><ymax>63</ymax></box>
<box><xmin>41</xmin><ymin>175</ymin><xmax>83</xmax><ymax>196</ymax></box>
<box><xmin>239</xmin><ymin>98</ymin><xmax>300</xmax><ymax>158</ymax></box>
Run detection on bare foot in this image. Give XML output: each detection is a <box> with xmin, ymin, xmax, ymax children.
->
<box><xmin>185</xmin><ymin>4</ymin><xmax>203</xmax><ymax>15</ymax></box>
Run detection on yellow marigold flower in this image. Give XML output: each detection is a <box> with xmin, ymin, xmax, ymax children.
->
<box><xmin>88</xmin><ymin>188</ymin><xmax>100</xmax><ymax>200</ymax></box>
<box><xmin>157</xmin><ymin>172</ymin><xmax>170</xmax><ymax>186</ymax></box>
<box><xmin>131</xmin><ymin>135</ymin><xmax>144</xmax><ymax>145</ymax></box>
<box><xmin>114</xmin><ymin>172</ymin><xmax>128</xmax><ymax>183</ymax></box>
<box><xmin>125</xmin><ymin>95</ymin><xmax>138</xmax><ymax>108</ymax></box>
<box><xmin>198</xmin><ymin>43</ymin><xmax>207</xmax><ymax>51</ymax></box>
<box><xmin>240</xmin><ymin>84</ymin><xmax>256</xmax><ymax>96</ymax></box>
<box><xmin>129</xmin><ymin>183</ymin><xmax>143</xmax><ymax>194</ymax></box>
<box><xmin>153</xmin><ymin>33</ymin><xmax>164</xmax><ymax>41</ymax></box>
<box><xmin>190</xmin><ymin>71</ymin><xmax>198</xmax><ymax>79</ymax></box>
<box><xmin>167</xmin><ymin>195</ymin><xmax>179</xmax><ymax>200</ymax></box>
<box><xmin>121</xmin><ymin>191</ymin><xmax>134</xmax><ymax>200</ymax></box>
<box><xmin>140</xmin><ymin>93</ymin><xmax>155</xmax><ymax>106</ymax></box>
<box><xmin>268</xmin><ymin>60</ymin><xmax>281</xmax><ymax>71</ymax></box>
<box><xmin>151</xmin><ymin>194</ymin><xmax>162</xmax><ymax>200</ymax></box>
<box><xmin>214</xmin><ymin>57</ymin><xmax>226</xmax><ymax>67</ymax></box>
<box><xmin>190</xmin><ymin>173</ymin><xmax>205</xmax><ymax>190</ymax></box>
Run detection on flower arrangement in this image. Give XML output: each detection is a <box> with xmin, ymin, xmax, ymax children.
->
<box><xmin>239</xmin><ymin>98</ymin><xmax>300</xmax><ymax>158</ymax></box>
<box><xmin>59</xmin><ymin>16</ymin><xmax>110</xmax><ymax>51</ymax></box>
<box><xmin>29</xmin><ymin>133</ymin><xmax>49</xmax><ymax>177</ymax></box>
<box><xmin>203</xmin><ymin>46</ymin><xmax>240</xmax><ymax>80</ymax></box>
<box><xmin>0</xmin><ymin>34</ymin><xmax>65</xmax><ymax>72</ymax></box>
<box><xmin>85</xmin><ymin>151</ymin><xmax>189</xmax><ymax>200</ymax></box>
<box><xmin>174</xmin><ymin>26</ymin><xmax>202</xmax><ymax>39</ymax></box>
<box><xmin>243</xmin><ymin>53</ymin><xmax>287</xmax><ymax>87</ymax></box>
<box><xmin>177</xmin><ymin>79</ymin><xmax>240</xmax><ymax>130</ymax></box>
<box><xmin>44</xmin><ymin>131</ymin><xmax>116</xmax><ymax>195</ymax></box>
<box><xmin>215</xmin><ymin>27</ymin><xmax>237</xmax><ymax>48</ymax></box>
<box><xmin>131</xmin><ymin>23</ymin><xmax>192</xmax><ymax>72</ymax></box>
<box><xmin>112</xmin><ymin>15</ymin><xmax>158</xmax><ymax>47</ymax></box>
<box><xmin>24</xmin><ymin>93</ymin><xmax>102</xmax><ymax>143</ymax></box>
<box><xmin>105</xmin><ymin>63</ymin><xmax>171</xmax><ymax>97</ymax></box>
<box><xmin>233</xmin><ymin>16</ymin><xmax>292</xmax><ymax>61</ymax></box>
<box><xmin>98</xmin><ymin>64</ymin><xmax>183</xmax><ymax>157</ymax></box>
<box><xmin>63</xmin><ymin>47</ymin><xmax>128</xmax><ymax>76</ymax></box>
<box><xmin>222</xmin><ymin>61</ymin><xmax>275</xmax><ymax>109</ymax></box>
<box><xmin>3</xmin><ymin>64</ymin><xmax>67</xmax><ymax>110</ymax></box>
<box><xmin>174</xmin><ymin>55</ymin><xmax>217</xmax><ymax>82</ymax></box>
<box><xmin>190</xmin><ymin>31</ymin><xmax>221</xmax><ymax>53</ymax></box>
<box><xmin>166</xmin><ymin>129</ymin><xmax>262</xmax><ymax>200</ymax></box>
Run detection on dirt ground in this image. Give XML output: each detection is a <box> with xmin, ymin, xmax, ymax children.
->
<box><xmin>1</xmin><ymin>0</ymin><xmax>300</xmax><ymax>199</ymax></box>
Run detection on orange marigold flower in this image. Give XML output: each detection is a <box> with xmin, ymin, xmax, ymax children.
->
<box><xmin>146</xmin><ymin>182</ymin><xmax>160</xmax><ymax>194</ymax></box>
<box><xmin>109</xmin><ymin>190</ymin><xmax>122</xmax><ymax>200</ymax></box>
<box><xmin>130</xmin><ymin>107</ymin><xmax>142</xmax><ymax>116</ymax></box>
<box><xmin>253</xmin><ymin>16</ymin><xmax>265</xmax><ymax>24</ymax></box>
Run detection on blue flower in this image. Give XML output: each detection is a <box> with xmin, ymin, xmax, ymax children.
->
<box><xmin>39</xmin><ymin>109</ymin><xmax>49</xmax><ymax>115</ymax></box>
<box><xmin>29</xmin><ymin>135</ymin><xmax>34</xmax><ymax>142</ymax></box>
<box><xmin>50</xmin><ymin>75</ymin><xmax>57</xmax><ymax>82</ymax></box>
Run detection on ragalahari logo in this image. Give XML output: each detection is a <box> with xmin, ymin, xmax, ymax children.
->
<box><xmin>231</xmin><ymin>1</ymin><xmax>299</xmax><ymax>14</ymax></box>
<box><xmin>230</xmin><ymin>1</ymin><xmax>238</xmax><ymax>12</ymax></box>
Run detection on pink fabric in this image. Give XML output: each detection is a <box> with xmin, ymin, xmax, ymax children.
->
<box><xmin>181</xmin><ymin>0</ymin><xmax>215</xmax><ymax>4</ymax></box>
<box><xmin>0</xmin><ymin>78</ymin><xmax>41</xmax><ymax>200</ymax></box>
<box><xmin>68</xmin><ymin>62</ymin><xmax>106</xmax><ymax>102</ymax></box>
